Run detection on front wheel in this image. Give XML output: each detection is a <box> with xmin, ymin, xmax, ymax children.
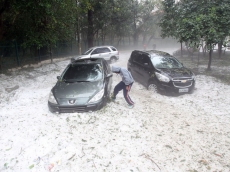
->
<box><xmin>147</xmin><ymin>82</ymin><xmax>158</xmax><ymax>93</ymax></box>
<box><xmin>110</xmin><ymin>56</ymin><xmax>117</xmax><ymax>63</ymax></box>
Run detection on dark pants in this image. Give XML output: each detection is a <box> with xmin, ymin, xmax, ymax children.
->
<box><xmin>113</xmin><ymin>81</ymin><xmax>134</xmax><ymax>105</ymax></box>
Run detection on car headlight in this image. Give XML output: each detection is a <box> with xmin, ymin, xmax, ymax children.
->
<box><xmin>48</xmin><ymin>91</ymin><xmax>58</xmax><ymax>104</ymax></box>
<box><xmin>155</xmin><ymin>72</ymin><xmax>170</xmax><ymax>83</ymax></box>
<box><xmin>88</xmin><ymin>88</ymin><xmax>104</xmax><ymax>103</ymax></box>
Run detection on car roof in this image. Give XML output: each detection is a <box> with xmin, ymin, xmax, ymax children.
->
<box><xmin>133</xmin><ymin>50</ymin><xmax>170</xmax><ymax>56</ymax></box>
<box><xmin>89</xmin><ymin>45</ymin><xmax>116</xmax><ymax>49</ymax></box>
<box><xmin>71</xmin><ymin>58</ymin><xmax>105</xmax><ymax>64</ymax></box>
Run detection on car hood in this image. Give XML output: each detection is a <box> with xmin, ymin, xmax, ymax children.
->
<box><xmin>158</xmin><ymin>67</ymin><xmax>193</xmax><ymax>78</ymax></box>
<box><xmin>74</xmin><ymin>54</ymin><xmax>90</xmax><ymax>59</ymax></box>
<box><xmin>52</xmin><ymin>80</ymin><xmax>104</xmax><ymax>105</ymax></box>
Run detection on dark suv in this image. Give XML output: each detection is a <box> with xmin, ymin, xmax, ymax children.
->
<box><xmin>127</xmin><ymin>50</ymin><xmax>195</xmax><ymax>95</ymax></box>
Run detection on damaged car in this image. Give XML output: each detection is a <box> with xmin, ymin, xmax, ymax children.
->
<box><xmin>48</xmin><ymin>58</ymin><xmax>113</xmax><ymax>113</ymax></box>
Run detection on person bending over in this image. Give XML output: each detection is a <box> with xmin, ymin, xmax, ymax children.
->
<box><xmin>111</xmin><ymin>66</ymin><xmax>134</xmax><ymax>108</ymax></box>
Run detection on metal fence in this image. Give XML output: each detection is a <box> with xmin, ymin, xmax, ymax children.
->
<box><xmin>0</xmin><ymin>39</ymin><xmax>122</xmax><ymax>71</ymax></box>
<box><xmin>0</xmin><ymin>40</ymin><xmax>87</xmax><ymax>71</ymax></box>
<box><xmin>0</xmin><ymin>38</ymin><xmax>180</xmax><ymax>71</ymax></box>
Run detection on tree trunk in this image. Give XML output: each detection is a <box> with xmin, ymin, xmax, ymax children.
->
<box><xmin>147</xmin><ymin>35</ymin><xmax>155</xmax><ymax>46</ymax></box>
<box><xmin>0</xmin><ymin>0</ymin><xmax>10</xmax><ymax>40</ymax></box>
<box><xmin>101</xmin><ymin>28</ymin><xmax>105</xmax><ymax>45</ymax></box>
<box><xmin>207</xmin><ymin>46</ymin><xmax>212</xmax><ymax>71</ymax></box>
<box><xmin>49</xmin><ymin>44</ymin><xmax>53</xmax><ymax>63</ymax></box>
<box><xmin>197</xmin><ymin>48</ymin><xmax>200</xmax><ymax>67</ymax></box>
<box><xmin>0</xmin><ymin>14</ymin><xmax>3</xmax><ymax>40</ymax></box>
<box><xmin>180</xmin><ymin>42</ymin><xmax>183</xmax><ymax>58</ymax></box>
<box><xmin>95</xmin><ymin>31</ymin><xmax>99</xmax><ymax>45</ymax></box>
<box><xmin>87</xmin><ymin>9</ymin><xmax>93</xmax><ymax>48</ymax></box>
<box><xmin>142</xmin><ymin>33</ymin><xmax>146</xmax><ymax>45</ymax></box>
<box><xmin>117</xmin><ymin>37</ymin><xmax>122</xmax><ymax>46</ymax></box>
<box><xmin>0</xmin><ymin>54</ymin><xmax>2</xmax><ymax>71</ymax></box>
<box><xmin>133</xmin><ymin>32</ymin><xmax>139</xmax><ymax>46</ymax></box>
<box><xmin>76</xmin><ymin>16</ymin><xmax>81</xmax><ymax>55</ymax></box>
<box><xmin>218</xmin><ymin>42</ymin><xmax>222</xmax><ymax>58</ymax></box>
<box><xmin>129</xmin><ymin>35</ymin><xmax>131</xmax><ymax>45</ymax></box>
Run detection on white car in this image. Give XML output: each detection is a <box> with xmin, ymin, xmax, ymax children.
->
<box><xmin>213</xmin><ymin>42</ymin><xmax>230</xmax><ymax>52</ymax></box>
<box><xmin>73</xmin><ymin>46</ymin><xmax>119</xmax><ymax>63</ymax></box>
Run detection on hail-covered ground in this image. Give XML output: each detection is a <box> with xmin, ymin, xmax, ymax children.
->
<box><xmin>0</xmin><ymin>47</ymin><xmax>230</xmax><ymax>172</ymax></box>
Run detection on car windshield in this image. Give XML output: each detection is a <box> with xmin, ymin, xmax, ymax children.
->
<box><xmin>150</xmin><ymin>55</ymin><xmax>183</xmax><ymax>69</ymax></box>
<box><xmin>62</xmin><ymin>63</ymin><xmax>103</xmax><ymax>82</ymax></box>
<box><xmin>82</xmin><ymin>48</ymin><xmax>93</xmax><ymax>55</ymax></box>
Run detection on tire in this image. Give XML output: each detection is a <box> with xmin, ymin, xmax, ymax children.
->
<box><xmin>110</xmin><ymin>56</ymin><xmax>117</xmax><ymax>63</ymax></box>
<box><xmin>147</xmin><ymin>82</ymin><xmax>158</xmax><ymax>93</ymax></box>
<box><xmin>188</xmin><ymin>87</ymin><xmax>195</xmax><ymax>94</ymax></box>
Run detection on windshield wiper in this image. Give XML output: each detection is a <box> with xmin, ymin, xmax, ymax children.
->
<box><xmin>62</xmin><ymin>79</ymin><xmax>90</xmax><ymax>83</ymax></box>
<box><xmin>75</xmin><ymin>80</ymin><xmax>90</xmax><ymax>82</ymax></box>
<box><xmin>62</xmin><ymin>79</ymin><xmax>75</xmax><ymax>83</ymax></box>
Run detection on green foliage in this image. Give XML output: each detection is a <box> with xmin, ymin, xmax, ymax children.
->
<box><xmin>0</xmin><ymin>0</ymin><xmax>162</xmax><ymax>49</ymax></box>
<box><xmin>160</xmin><ymin>0</ymin><xmax>230</xmax><ymax>46</ymax></box>
<box><xmin>159</xmin><ymin>0</ymin><xmax>230</xmax><ymax>69</ymax></box>
<box><xmin>1</xmin><ymin>0</ymin><xmax>76</xmax><ymax>48</ymax></box>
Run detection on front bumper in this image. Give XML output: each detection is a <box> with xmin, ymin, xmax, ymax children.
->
<box><xmin>158</xmin><ymin>80</ymin><xmax>196</xmax><ymax>95</ymax></box>
<box><xmin>48</xmin><ymin>100</ymin><xmax>105</xmax><ymax>113</ymax></box>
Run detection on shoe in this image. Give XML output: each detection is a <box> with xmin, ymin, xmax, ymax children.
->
<box><xmin>127</xmin><ymin>104</ymin><xmax>134</xmax><ymax>109</ymax></box>
<box><xmin>110</xmin><ymin>93</ymin><xmax>116</xmax><ymax>101</ymax></box>
<box><xmin>111</xmin><ymin>97</ymin><xmax>116</xmax><ymax>102</ymax></box>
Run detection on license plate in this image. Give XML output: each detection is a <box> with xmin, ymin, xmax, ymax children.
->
<box><xmin>179</xmin><ymin>88</ymin><xmax>188</xmax><ymax>93</ymax></box>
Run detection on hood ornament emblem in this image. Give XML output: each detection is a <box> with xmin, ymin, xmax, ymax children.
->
<box><xmin>69</xmin><ymin>100</ymin><xmax>76</xmax><ymax>104</ymax></box>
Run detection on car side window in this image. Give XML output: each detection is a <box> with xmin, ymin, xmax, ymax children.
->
<box><xmin>110</xmin><ymin>47</ymin><xmax>117</xmax><ymax>51</ymax></box>
<box><xmin>134</xmin><ymin>53</ymin><xmax>143</xmax><ymax>64</ymax></box>
<box><xmin>83</xmin><ymin>48</ymin><xmax>93</xmax><ymax>55</ymax></box>
<box><xmin>100</xmin><ymin>48</ymin><xmax>110</xmax><ymax>53</ymax></box>
<box><xmin>91</xmin><ymin>49</ymin><xmax>99</xmax><ymax>55</ymax></box>
<box><xmin>130</xmin><ymin>52</ymin><xmax>137</xmax><ymax>62</ymax></box>
<box><xmin>141</xmin><ymin>54</ymin><xmax>151</xmax><ymax>66</ymax></box>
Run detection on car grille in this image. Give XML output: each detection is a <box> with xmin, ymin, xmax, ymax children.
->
<box><xmin>172</xmin><ymin>78</ymin><xmax>194</xmax><ymax>88</ymax></box>
<box><xmin>59</xmin><ymin>106</ymin><xmax>87</xmax><ymax>113</ymax></box>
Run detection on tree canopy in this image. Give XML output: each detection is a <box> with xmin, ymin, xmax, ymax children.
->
<box><xmin>159</xmin><ymin>0</ymin><xmax>230</xmax><ymax>69</ymax></box>
<box><xmin>1</xmin><ymin>0</ymin><xmax>230</xmax><ymax>70</ymax></box>
<box><xmin>0</xmin><ymin>0</ymin><xmax>76</xmax><ymax>48</ymax></box>
<box><xmin>0</xmin><ymin>0</ymin><xmax>160</xmax><ymax>50</ymax></box>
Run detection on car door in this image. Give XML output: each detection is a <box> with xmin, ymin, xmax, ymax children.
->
<box><xmin>99</xmin><ymin>47</ymin><xmax>111</xmax><ymax>60</ymax></box>
<box><xmin>103</xmin><ymin>60</ymin><xmax>113</xmax><ymax>97</ymax></box>
<box><xmin>130</xmin><ymin>51</ymin><xmax>143</xmax><ymax>83</ymax></box>
<box><xmin>138</xmin><ymin>54</ymin><xmax>153</xmax><ymax>87</ymax></box>
<box><xmin>90</xmin><ymin>48</ymin><xmax>101</xmax><ymax>58</ymax></box>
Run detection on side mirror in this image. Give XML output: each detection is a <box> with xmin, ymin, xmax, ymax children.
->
<box><xmin>57</xmin><ymin>76</ymin><xmax>61</xmax><ymax>80</ymax></box>
<box><xmin>71</xmin><ymin>58</ymin><xmax>75</xmax><ymax>62</ymax></box>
